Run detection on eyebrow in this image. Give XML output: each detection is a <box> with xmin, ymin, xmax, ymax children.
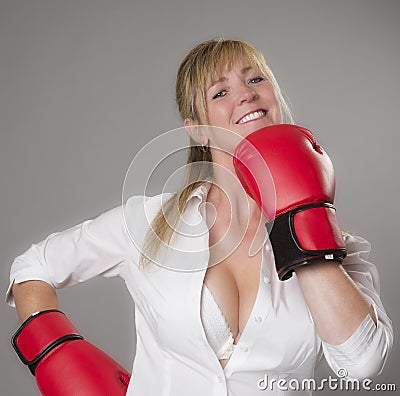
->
<box><xmin>207</xmin><ymin>66</ymin><xmax>253</xmax><ymax>90</ymax></box>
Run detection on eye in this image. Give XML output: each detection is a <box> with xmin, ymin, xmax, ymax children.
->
<box><xmin>249</xmin><ymin>76</ymin><xmax>265</xmax><ymax>84</ymax></box>
<box><xmin>212</xmin><ymin>89</ymin><xmax>227</xmax><ymax>99</ymax></box>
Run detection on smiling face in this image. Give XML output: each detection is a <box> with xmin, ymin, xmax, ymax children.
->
<box><xmin>188</xmin><ymin>58</ymin><xmax>283</xmax><ymax>157</ymax></box>
<box><xmin>179</xmin><ymin>39</ymin><xmax>292</xmax><ymax>163</ymax></box>
<box><xmin>205</xmin><ymin>59</ymin><xmax>282</xmax><ymax>141</ymax></box>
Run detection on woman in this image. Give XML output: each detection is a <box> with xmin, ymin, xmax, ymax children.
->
<box><xmin>7</xmin><ymin>39</ymin><xmax>393</xmax><ymax>395</ymax></box>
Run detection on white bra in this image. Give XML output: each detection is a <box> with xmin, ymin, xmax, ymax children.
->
<box><xmin>200</xmin><ymin>283</ymin><xmax>236</xmax><ymax>360</ymax></box>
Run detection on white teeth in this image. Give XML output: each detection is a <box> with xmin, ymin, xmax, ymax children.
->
<box><xmin>238</xmin><ymin>110</ymin><xmax>266</xmax><ymax>124</ymax></box>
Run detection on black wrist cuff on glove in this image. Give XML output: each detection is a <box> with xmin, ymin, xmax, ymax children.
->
<box><xmin>266</xmin><ymin>203</ymin><xmax>347</xmax><ymax>281</ymax></box>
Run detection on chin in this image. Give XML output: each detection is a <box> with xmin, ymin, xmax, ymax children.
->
<box><xmin>240</xmin><ymin>121</ymin><xmax>275</xmax><ymax>137</ymax></box>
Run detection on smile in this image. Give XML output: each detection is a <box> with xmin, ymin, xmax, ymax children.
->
<box><xmin>237</xmin><ymin>110</ymin><xmax>267</xmax><ymax>124</ymax></box>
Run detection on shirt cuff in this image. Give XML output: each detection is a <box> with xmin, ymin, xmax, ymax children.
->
<box><xmin>322</xmin><ymin>303</ymin><xmax>390</xmax><ymax>379</ymax></box>
<box><xmin>5</xmin><ymin>272</ymin><xmax>54</xmax><ymax>307</ymax></box>
<box><xmin>322</xmin><ymin>310</ymin><xmax>376</xmax><ymax>365</ymax></box>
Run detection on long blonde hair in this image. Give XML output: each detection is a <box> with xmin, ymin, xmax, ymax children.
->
<box><xmin>140</xmin><ymin>38</ymin><xmax>293</xmax><ymax>267</ymax></box>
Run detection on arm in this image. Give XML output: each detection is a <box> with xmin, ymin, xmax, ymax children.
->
<box><xmin>12</xmin><ymin>280</ymin><xmax>58</xmax><ymax>323</ymax></box>
<box><xmin>295</xmin><ymin>261</ymin><xmax>375</xmax><ymax>345</ymax></box>
<box><xmin>7</xmin><ymin>201</ymin><xmax>137</xmax><ymax>394</ymax></box>
<box><xmin>6</xmin><ymin>203</ymin><xmax>132</xmax><ymax>307</ymax></box>
<box><xmin>296</xmin><ymin>233</ymin><xmax>393</xmax><ymax>379</ymax></box>
<box><xmin>233</xmin><ymin>125</ymin><xmax>393</xmax><ymax>379</ymax></box>
<box><xmin>10</xmin><ymin>266</ymin><xmax>132</xmax><ymax>395</ymax></box>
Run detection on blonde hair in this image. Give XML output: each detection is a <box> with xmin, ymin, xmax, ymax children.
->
<box><xmin>140</xmin><ymin>38</ymin><xmax>293</xmax><ymax>267</ymax></box>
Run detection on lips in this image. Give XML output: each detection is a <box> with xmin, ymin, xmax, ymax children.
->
<box><xmin>236</xmin><ymin>109</ymin><xmax>267</xmax><ymax>124</ymax></box>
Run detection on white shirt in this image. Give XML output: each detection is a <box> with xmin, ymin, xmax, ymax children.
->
<box><xmin>6</xmin><ymin>185</ymin><xmax>393</xmax><ymax>396</ymax></box>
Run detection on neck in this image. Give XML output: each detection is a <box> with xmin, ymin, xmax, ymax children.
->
<box><xmin>207</xmin><ymin>149</ymin><xmax>261</xmax><ymax>224</ymax></box>
<box><xmin>205</xmin><ymin>152</ymin><xmax>266</xmax><ymax>259</ymax></box>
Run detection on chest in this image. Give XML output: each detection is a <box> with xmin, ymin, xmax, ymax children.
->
<box><xmin>204</xmin><ymin>208</ymin><xmax>266</xmax><ymax>341</ymax></box>
<box><xmin>126</xmin><ymin>193</ymin><xmax>320</xmax><ymax>375</ymax></box>
<box><xmin>128</xmin><ymin>243</ymin><xmax>319</xmax><ymax>374</ymax></box>
<box><xmin>203</xmin><ymin>246</ymin><xmax>262</xmax><ymax>342</ymax></box>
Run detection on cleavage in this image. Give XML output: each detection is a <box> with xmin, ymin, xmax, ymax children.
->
<box><xmin>203</xmin><ymin>249</ymin><xmax>262</xmax><ymax>344</ymax></box>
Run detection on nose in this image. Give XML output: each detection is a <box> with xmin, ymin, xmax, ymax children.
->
<box><xmin>238</xmin><ymin>84</ymin><xmax>258</xmax><ymax>104</ymax></box>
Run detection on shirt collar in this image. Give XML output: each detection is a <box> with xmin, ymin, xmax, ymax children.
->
<box><xmin>186</xmin><ymin>182</ymin><xmax>212</xmax><ymax>205</ymax></box>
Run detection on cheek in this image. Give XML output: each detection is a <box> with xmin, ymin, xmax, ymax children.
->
<box><xmin>272</xmin><ymin>99</ymin><xmax>282</xmax><ymax>123</ymax></box>
<box><xmin>206</xmin><ymin>100</ymin><xmax>232</xmax><ymax>127</ymax></box>
<box><xmin>266</xmin><ymin>88</ymin><xmax>279</xmax><ymax>105</ymax></box>
<box><xmin>262</xmin><ymin>82</ymin><xmax>279</xmax><ymax>101</ymax></box>
<box><xmin>207</xmin><ymin>105</ymin><xmax>222</xmax><ymax>125</ymax></box>
<box><xmin>264</xmin><ymin>90</ymin><xmax>282</xmax><ymax>123</ymax></box>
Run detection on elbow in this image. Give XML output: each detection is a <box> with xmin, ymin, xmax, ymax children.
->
<box><xmin>341</xmin><ymin>358</ymin><xmax>386</xmax><ymax>380</ymax></box>
<box><xmin>337</xmin><ymin>331</ymin><xmax>393</xmax><ymax>381</ymax></box>
<box><xmin>325</xmin><ymin>326</ymin><xmax>393</xmax><ymax>381</ymax></box>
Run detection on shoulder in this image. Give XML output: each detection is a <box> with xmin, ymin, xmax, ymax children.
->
<box><xmin>124</xmin><ymin>193</ymin><xmax>175</xmax><ymax>226</ymax></box>
<box><xmin>123</xmin><ymin>193</ymin><xmax>175</xmax><ymax>246</ymax></box>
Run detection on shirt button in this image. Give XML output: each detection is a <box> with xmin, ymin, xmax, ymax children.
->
<box><xmin>240</xmin><ymin>344</ymin><xmax>249</xmax><ymax>352</ymax></box>
<box><xmin>265</xmin><ymin>244</ymin><xmax>271</xmax><ymax>251</ymax></box>
<box><xmin>254</xmin><ymin>316</ymin><xmax>262</xmax><ymax>324</ymax></box>
<box><xmin>216</xmin><ymin>375</ymin><xmax>224</xmax><ymax>383</ymax></box>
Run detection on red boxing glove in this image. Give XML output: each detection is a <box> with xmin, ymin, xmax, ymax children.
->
<box><xmin>12</xmin><ymin>310</ymin><xmax>130</xmax><ymax>395</ymax></box>
<box><xmin>233</xmin><ymin>124</ymin><xmax>347</xmax><ymax>280</ymax></box>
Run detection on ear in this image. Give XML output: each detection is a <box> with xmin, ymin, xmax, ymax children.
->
<box><xmin>184</xmin><ymin>118</ymin><xmax>208</xmax><ymax>146</ymax></box>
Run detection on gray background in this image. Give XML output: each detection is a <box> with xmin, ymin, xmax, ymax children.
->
<box><xmin>1</xmin><ymin>0</ymin><xmax>398</xmax><ymax>394</ymax></box>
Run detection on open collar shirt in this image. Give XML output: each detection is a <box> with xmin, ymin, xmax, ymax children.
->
<box><xmin>6</xmin><ymin>186</ymin><xmax>393</xmax><ymax>395</ymax></box>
